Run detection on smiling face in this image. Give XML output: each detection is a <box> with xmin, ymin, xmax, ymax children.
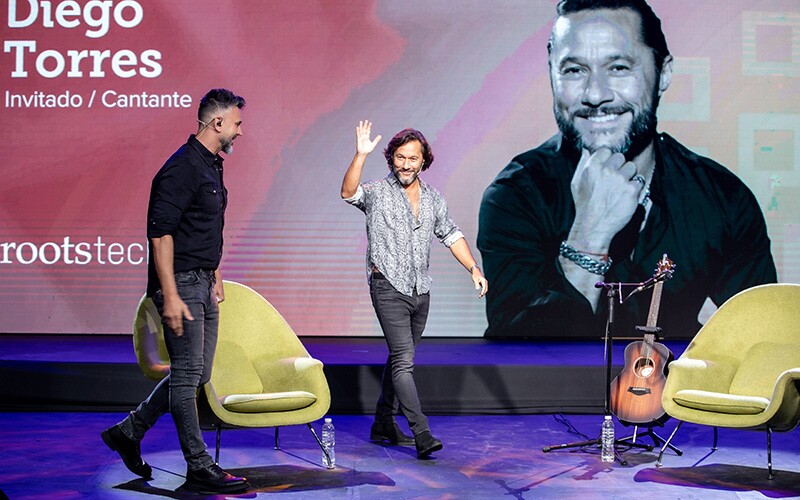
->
<box><xmin>392</xmin><ymin>140</ymin><xmax>424</xmax><ymax>187</ymax></box>
<box><xmin>549</xmin><ymin>8</ymin><xmax>671</xmax><ymax>158</ymax></box>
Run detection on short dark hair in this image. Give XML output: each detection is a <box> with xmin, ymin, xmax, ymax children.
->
<box><xmin>548</xmin><ymin>0</ymin><xmax>670</xmax><ymax>71</ymax></box>
<box><xmin>383</xmin><ymin>128</ymin><xmax>435</xmax><ymax>171</ymax></box>
<box><xmin>198</xmin><ymin>88</ymin><xmax>246</xmax><ymax>124</ymax></box>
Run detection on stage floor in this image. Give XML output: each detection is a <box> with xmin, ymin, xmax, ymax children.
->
<box><xmin>1</xmin><ymin>411</ymin><xmax>799</xmax><ymax>499</ymax></box>
<box><xmin>2</xmin><ymin>335</ymin><xmax>799</xmax><ymax>498</ymax></box>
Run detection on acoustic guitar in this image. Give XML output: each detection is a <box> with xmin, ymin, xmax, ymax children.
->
<box><xmin>610</xmin><ymin>255</ymin><xmax>675</xmax><ymax>426</ymax></box>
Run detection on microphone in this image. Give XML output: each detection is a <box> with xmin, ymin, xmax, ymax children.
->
<box><xmin>632</xmin><ymin>271</ymin><xmax>670</xmax><ymax>294</ymax></box>
<box><xmin>632</xmin><ymin>276</ymin><xmax>656</xmax><ymax>294</ymax></box>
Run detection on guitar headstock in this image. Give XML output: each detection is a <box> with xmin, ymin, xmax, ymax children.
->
<box><xmin>654</xmin><ymin>254</ymin><xmax>675</xmax><ymax>282</ymax></box>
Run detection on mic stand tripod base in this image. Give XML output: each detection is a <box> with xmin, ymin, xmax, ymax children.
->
<box><xmin>541</xmin><ymin>429</ymin><xmax>655</xmax><ymax>466</ymax></box>
<box><xmin>542</xmin><ymin>280</ymin><xmax>645</xmax><ymax>466</ymax></box>
<box><xmin>543</xmin><ymin>438</ymin><xmax>633</xmax><ymax>464</ymax></box>
<box><xmin>542</xmin><ymin>436</ymin><xmax>628</xmax><ymax>465</ymax></box>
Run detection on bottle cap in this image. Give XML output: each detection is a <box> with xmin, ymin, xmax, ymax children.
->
<box><xmin>324</xmin><ymin>417</ymin><xmax>332</xmax><ymax>423</ymax></box>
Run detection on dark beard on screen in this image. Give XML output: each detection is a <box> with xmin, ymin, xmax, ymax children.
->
<box><xmin>555</xmin><ymin>91</ymin><xmax>660</xmax><ymax>161</ymax></box>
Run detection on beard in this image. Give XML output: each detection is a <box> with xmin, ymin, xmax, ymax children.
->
<box><xmin>394</xmin><ymin>168</ymin><xmax>420</xmax><ymax>186</ymax></box>
<box><xmin>220</xmin><ymin>135</ymin><xmax>235</xmax><ymax>155</ymax></box>
<box><xmin>555</xmin><ymin>90</ymin><xmax>660</xmax><ymax>161</ymax></box>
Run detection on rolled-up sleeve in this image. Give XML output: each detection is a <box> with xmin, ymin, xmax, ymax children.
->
<box><xmin>433</xmin><ymin>196</ymin><xmax>463</xmax><ymax>247</ymax></box>
<box><xmin>147</xmin><ymin>164</ymin><xmax>196</xmax><ymax>238</ymax></box>
<box><xmin>343</xmin><ymin>184</ymin><xmax>368</xmax><ymax>212</ymax></box>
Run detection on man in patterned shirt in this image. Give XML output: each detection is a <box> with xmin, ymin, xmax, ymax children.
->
<box><xmin>342</xmin><ymin>120</ymin><xmax>488</xmax><ymax>458</ymax></box>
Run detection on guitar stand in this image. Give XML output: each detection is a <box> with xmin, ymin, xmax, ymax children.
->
<box><xmin>618</xmin><ymin>424</ymin><xmax>682</xmax><ymax>456</ymax></box>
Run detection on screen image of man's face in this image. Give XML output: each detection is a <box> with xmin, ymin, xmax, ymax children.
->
<box><xmin>549</xmin><ymin>8</ymin><xmax>662</xmax><ymax>158</ymax></box>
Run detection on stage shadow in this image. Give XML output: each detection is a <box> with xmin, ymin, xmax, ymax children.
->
<box><xmin>114</xmin><ymin>464</ymin><xmax>394</xmax><ymax>498</ymax></box>
<box><xmin>635</xmin><ymin>464</ymin><xmax>800</xmax><ymax>499</ymax></box>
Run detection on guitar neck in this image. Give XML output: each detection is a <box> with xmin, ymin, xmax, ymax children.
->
<box><xmin>645</xmin><ymin>281</ymin><xmax>664</xmax><ymax>331</ymax></box>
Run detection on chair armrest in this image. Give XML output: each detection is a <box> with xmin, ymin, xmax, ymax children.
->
<box><xmin>292</xmin><ymin>357</ymin><xmax>330</xmax><ymax>403</ymax></box>
<box><xmin>772</xmin><ymin>368</ymin><xmax>800</xmax><ymax>400</ymax></box>
<box><xmin>764</xmin><ymin>368</ymin><xmax>800</xmax><ymax>432</ymax></box>
<box><xmin>665</xmin><ymin>356</ymin><xmax>737</xmax><ymax>395</ymax></box>
<box><xmin>257</xmin><ymin>356</ymin><xmax>327</xmax><ymax>394</ymax></box>
<box><xmin>292</xmin><ymin>357</ymin><xmax>324</xmax><ymax>372</ymax></box>
<box><xmin>203</xmin><ymin>379</ymin><xmax>222</xmax><ymax>405</ymax></box>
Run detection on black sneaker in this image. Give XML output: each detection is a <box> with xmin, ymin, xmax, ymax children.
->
<box><xmin>370</xmin><ymin>421</ymin><xmax>415</xmax><ymax>446</ymax></box>
<box><xmin>101</xmin><ymin>425</ymin><xmax>153</xmax><ymax>479</ymax></box>
<box><xmin>183</xmin><ymin>464</ymin><xmax>249</xmax><ymax>494</ymax></box>
<box><xmin>415</xmin><ymin>430</ymin><xmax>443</xmax><ymax>458</ymax></box>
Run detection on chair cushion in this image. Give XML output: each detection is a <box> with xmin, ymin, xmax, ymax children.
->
<box><xmin>673</xmin><ymin>389</ymin><xmax>769</xmax><ymax>415</ymax></box>
<box><xmin>729</xmin><ymin>342</ymin><xmax>800</xmax><ymax>398</ymax></box>
<box><xmin>221</xmin><ymin>391</ymin><xmax>317</xmax><ymax>413</ymax></box>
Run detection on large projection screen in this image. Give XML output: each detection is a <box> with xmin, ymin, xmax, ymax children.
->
<box><xmin>2</xmin><ymin>0</ymin><xmax>798</xmax><ymax>336</ymax></box>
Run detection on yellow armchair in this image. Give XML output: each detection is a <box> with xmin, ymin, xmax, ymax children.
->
<box><xmin>133</xmin><ymin>280</ymin><xmax>331</xmax><ymax>464</ymax></box>
<box><xmin>659</xmin><ymin>283</ymin><xmax>800</xmax><ymax>478</ymax></box>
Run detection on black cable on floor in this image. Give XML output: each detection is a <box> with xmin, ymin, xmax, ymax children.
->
<box><xmin>553</xmin><ymin>413</ymin><xmax>591</xmax><ymax>441</ymax></box>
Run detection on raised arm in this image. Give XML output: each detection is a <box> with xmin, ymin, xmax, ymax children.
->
<box><xmin>341</xmin><ymin>120</ymin><xmax>382</xmax><ymax>198</ymax></box>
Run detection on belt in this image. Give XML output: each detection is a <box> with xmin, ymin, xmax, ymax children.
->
<box><xmin>176</xmin><ymin>268</ymin><xmax>215</xmax><ymax>278</ymax></box>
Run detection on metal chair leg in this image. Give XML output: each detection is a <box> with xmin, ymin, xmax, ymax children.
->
<box><xmin>274</xmin><ymin>426</ymin><xmax>280</xmax><ymax>450</ymax></box>
<box><xmin>656</xmin><ymin>420</ymin><xmax>683</xmax><ymax>467</ymax></box>
<box><xmin>646</xmin><ymin>428</ymin><xmax>682</xmax><ymax>456</ymax></box>
<box><xmin>307</xmin><ymin>423</ymin><xmax>332</xmax><ymax>467</ymax></box>
<box><xmin>712</xmin><ymin>426</ymin><xmax>718</xmax><ymax>450</ymax></box>
<box><xmin>767</xmin><ymin>426</ymin><xmax>774</xmax><ymax>480</ymax></box>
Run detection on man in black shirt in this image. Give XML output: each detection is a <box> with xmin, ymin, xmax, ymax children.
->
<box><xmin>478</xmin><ymin>0</ymin><xmax>776</xmax><ymax>339</ymax></box>
<box><xmin>102</xmin><ymin>89</ymin><xmax>249</xmax><ymax>494</ymax></box>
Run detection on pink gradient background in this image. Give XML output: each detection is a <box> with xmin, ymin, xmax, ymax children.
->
<box><xmin>2</xmin><ymin>0</ymin><xmax>798</xmax><ymax>335</ymax></box>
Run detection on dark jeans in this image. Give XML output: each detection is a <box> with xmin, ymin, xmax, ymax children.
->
<box><xmin>370</xmin><ymin>273</ymin><xmax>431</xmax><ymax>436</ymax></box>
<box><xmin>118</xmin><ymin>269</ymin><xmax>218</xmax><ymax>471</ymax></box>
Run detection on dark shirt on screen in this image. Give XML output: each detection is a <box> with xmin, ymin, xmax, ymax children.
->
<box><xmin>477</xmin><ymin>133</ymin><xmax>777</xmax><ymax>340</ymax></box>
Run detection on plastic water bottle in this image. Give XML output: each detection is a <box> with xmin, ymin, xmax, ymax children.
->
<box><xmin>601</xmin><ymin>415</ymin><xmax>615</xmax><ymax>463</ymax></box>
<box><xmin>321</xmin><ymin>417</ymin><xmax>335</xmax><ymax>469</ymax></box>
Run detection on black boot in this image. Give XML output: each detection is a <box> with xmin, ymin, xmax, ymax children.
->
<box><xmin>370</xmin><ymin>421</ymin><xmax>415</xmax><ymax>446</ymax></box>
<box><xmin>415</xmin><ymin>430</ymin><xmax>443</xmax><ymax>458</ymax></box>
<box><xmin>183</xmin><ymin>464</ymin><xmax>249</xmax><ymax>494</ymax></box>
<box><xmin>101</xmin><ymin>425</ymin><xmax>153</xmax><ymax>479</ymax></box>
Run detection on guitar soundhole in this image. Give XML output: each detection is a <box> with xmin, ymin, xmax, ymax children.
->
<box><xmin>633</xmin><ymin>357</ymin><xmax>655</xmax><ymax>378</ymax></box>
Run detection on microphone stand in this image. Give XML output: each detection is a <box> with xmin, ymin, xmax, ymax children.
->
<box><xmin>542</xmin><ymin>280</ymin><xmax>652</xmax><ymax>465</ymax></box>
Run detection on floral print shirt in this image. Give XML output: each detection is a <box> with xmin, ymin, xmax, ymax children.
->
<box><xmin>345</xmin><ymin>173</ymin><xmax>464</xmax><ymax>296</ymax></box>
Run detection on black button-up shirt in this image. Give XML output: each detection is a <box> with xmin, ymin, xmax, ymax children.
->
<box><xmin>478</xmin><ymin>133</ymin><xmax>777</xmax><ymax>339</ymax></box>
<box><xmin>146</xmin><ymin>135</ymin><xmax>227</xmax><ymax>296</ymax></box>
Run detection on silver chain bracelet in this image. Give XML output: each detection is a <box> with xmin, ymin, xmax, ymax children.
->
<box><xmin>559</xmin><ymin>241</ymin><xmax>612</xmax><ymax>275</ymax></box>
